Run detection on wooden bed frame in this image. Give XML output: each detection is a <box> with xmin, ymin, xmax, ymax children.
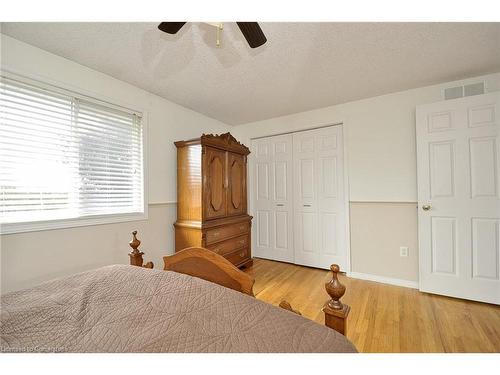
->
<box><xmin>128</xmin><ymin>231</ymin><xmax>350</xmax><ymax>335</ymax></box>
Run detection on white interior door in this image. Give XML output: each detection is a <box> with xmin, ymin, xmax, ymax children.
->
<box><xmin>416</xmin><ymin>92</ymin><xmax>500</xmax><ymax>305</ymax></box>
<box><xmin>293</xmin><ymin>126</ymin><xmax>347</xmax><ymax>270</ymax></box>
<box><xmin>252</xmin><ymin>134</ymin><xmax>294</xmax><ymax>263</ymax></box>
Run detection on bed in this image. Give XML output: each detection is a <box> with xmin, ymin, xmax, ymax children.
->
<box><xmin>0</xmin><ymin>231</ymin><xmax>356</xmax><ymax>353</ymax></box>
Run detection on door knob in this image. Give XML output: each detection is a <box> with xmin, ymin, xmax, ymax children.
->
<box><xmin>422</xmin><ymin>204</ymin><xmax>432</xmax><ymax>211</ymax></box>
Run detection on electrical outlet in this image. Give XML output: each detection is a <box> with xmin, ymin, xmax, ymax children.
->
<box><xmin>400</xmin><ymin>246</ymin><xmax>409</xmax><ymax>257</ymax></box>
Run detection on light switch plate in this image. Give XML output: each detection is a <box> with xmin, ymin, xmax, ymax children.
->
<box><xmin>400</xmin><ymin>246</ymin><xmax>409</xmax><ymax>257</ymax></box>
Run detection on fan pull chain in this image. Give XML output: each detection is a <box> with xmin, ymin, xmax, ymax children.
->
<box><xmin>216</xmin><ymin>23</ymin><xmax>223</xmax><ymax>48</ymax></box>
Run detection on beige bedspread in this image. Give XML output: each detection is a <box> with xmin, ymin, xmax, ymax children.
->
<box><xmin>0</xmin><ymin>265</ymin><xmax>357</xmax><ymax>353</ymax></box>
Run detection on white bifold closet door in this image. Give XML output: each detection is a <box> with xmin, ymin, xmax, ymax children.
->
<box><xmin>252</xmin><ymin>134</ymin><xmax>295</xmax><ymax>263</ymax></box>
<box><xmin>416</xmin><ymin>92</ymin><xmax>500</xmax><ymax>305</ymax></box>
<box><xmin>292</xmin><ymin>126</ymin><xmax>347</xmax><ymax>269</ymax></box>
<box><xmin>252</xmin><ymin>125</ymin><xmax>347</xmax><ymax>270</ymax></box>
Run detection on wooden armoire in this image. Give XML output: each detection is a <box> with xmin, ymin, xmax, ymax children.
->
<box><xmin>174</xmin><ymin>133</ymin><xmax>253</xmax><ymax>268</ymax></box>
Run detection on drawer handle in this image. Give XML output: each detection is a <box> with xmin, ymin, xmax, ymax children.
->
<box><xmin>239</xmin><ymin>239</ymin><xmax>246</xmax><ymax>245</ymax></box>
<box><xmin>239</xmin><ymin>225</ymin><xmax>245</xmax><ymax>230</ymax></box>
<box><xmin>239</xmin><ymin>251</ymin><xmax>246</xmax><ymax>257</ymax></box>
<box><xmin>276</xmin><ymin>204</ymin><xmax>284</xmax><ymax>206</ymax></box>
<box><xmin>213</xmin><ymin>232</ymin><xmax>220</xmax><ymax>237</ymax></box>
<box><xmin>303</xmin><ymin>204</ymin><xmax>311</xmax><ymax>207</ymax></box>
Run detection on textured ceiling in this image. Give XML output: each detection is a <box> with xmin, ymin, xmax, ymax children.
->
<box><xmin>1</xmin><ymin>22</ymin><xmax>500</xmax><ymax>125</ymax></box>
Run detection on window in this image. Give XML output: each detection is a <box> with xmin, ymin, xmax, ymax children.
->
<box><xmin>0</xmin><ymin>74</ymin><xmax>145</xmax><ymax>233</ymax></box>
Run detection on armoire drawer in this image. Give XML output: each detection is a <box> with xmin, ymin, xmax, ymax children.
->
<box><xmin>205</xmin><ymin>222</ymin><xmax>250</xmax><ymax>245</ymax></box>
<box><xmin>224</xmin><ymin>247</ymin><xmax>250</xmax><ymax>266</ymax></box>
<box><xmin>206</xmin><ymin>234</ymin><xmax>249</xmax><ymax>256</ymax></box>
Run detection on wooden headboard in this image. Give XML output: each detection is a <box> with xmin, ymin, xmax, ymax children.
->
<box><xmin>163</xmin><ymin>247</ymin><xmax>255</xmax><ymax>296</ymax></box>
<box><xmin>127</xmin><ymin>231</ymin><xmax>350</xmax><ymax>335</ymax></box>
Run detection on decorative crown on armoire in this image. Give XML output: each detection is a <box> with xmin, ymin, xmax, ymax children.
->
<box><xmin>174</xmin><ymin>133</ymin><xmax>253</xmax><ymax>268</ymax></box>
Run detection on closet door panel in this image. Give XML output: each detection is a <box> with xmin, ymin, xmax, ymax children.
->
<box><xmin>253</xmin><ymin>126</ymin><xmax>347</xmax><ymax>270</ymax></box>
<box><xmin>293</xmin><ymin>131</ymin><xmax>319</xmax><ymax>267</ymax></box>
<box><xmin>315</xmin><ymin>126</ymin><xmax>346</xmax><ymax>269</ymax></box>
<box><xmin>271</xmin><ymin>135</ymin><xmax>294</xmax><ymax>262</ymax></box>
<box><xmin>252</xmin><ymin>138</ymin><xmax>274</xmax><ymax>258</ymax></box>
<box><xmin>293</xmin><ymin>126</ymin><xmax>347</xmax><ymax>270</ymax></box>
<box><xmin>252</xmin><ymin>135</ymin><xmax>294</xmax><ymax>263</ymax></box>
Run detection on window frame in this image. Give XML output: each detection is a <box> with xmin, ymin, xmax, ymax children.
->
<box><xmin>0</xmin><ymin>70</ymin><xmax>149</xmax><ymax>235</ymax></box>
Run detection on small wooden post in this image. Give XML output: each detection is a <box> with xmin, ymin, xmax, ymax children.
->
<box><xmin>278</xmin><ymin>300</ymin><xmax>302</xmax><ymax>315</ymax></box>
<box><xmin>323</xmin><ymin>264</ymin><xmax>350</xmax><ymax>335</ymax></box>
<box><xmin>128</xmin><ymin>231</ymin><xmax>153</xmax><ymax>269</ymax></box>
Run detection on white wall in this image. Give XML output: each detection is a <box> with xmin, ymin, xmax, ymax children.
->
<box><xmin>233</xmin><ymin>72</ymin><xmax>500</xmax><ymax>282</ymax></box>
<box><xmin>0</xmin><ymin>34</ymin><xmax>230</xmax><ymax>293</ymax></box>
<box><xmin>233</xmin><ymin>73</ymin><xmax>500</xmax><ymax>202</ymax></box>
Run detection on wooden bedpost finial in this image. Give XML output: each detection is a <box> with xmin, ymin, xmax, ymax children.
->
<box><xmin>129</xmin><ymin>230</ymin><xmax>141</xmax><ymax>254</ymax></box>
<box><xmin>325</xmin><ymin>264</ymin><xmax>346</xmax><ymax>310</ymax></box>
<box><xmin>323</xmin><ymin>264</ymin><xmax>350</xmax><ymax>336</ymax></box>
<box><xmin>128</xmin><ymin>231</ymin><xmax>153</xmax><ymax>269</ymax></box>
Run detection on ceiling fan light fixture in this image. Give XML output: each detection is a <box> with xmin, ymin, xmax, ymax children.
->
<box><xmin>157</xmin><ymin>22</ymin><xmax>267</xmax><ymax>49</ymax></box>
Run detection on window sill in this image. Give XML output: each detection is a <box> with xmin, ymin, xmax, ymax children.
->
<box><xmin>0</xmin><ymin>211</ymin><xmax>148</xmax><ymax>235</ymax></box>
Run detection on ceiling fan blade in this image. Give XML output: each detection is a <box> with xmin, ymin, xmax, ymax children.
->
<box><xmin>158</xmin><ymin>22</ymin><xmax>186</xmax><ymax>34</ymax></box>
<box><xmin>236</xmin><ymin>22</ymin><xmax>267</xmax><ymax>48</ymax></box>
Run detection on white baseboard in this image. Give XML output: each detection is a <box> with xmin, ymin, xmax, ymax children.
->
<box><xmin>348</xmin><ymin>271</ymin><xmax>419</xmax><ymax>289</ymax></box>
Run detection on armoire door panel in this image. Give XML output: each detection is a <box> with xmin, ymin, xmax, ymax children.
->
<box><xmin>227</xmin><ymin>152</ymin><xmax>246</xmax><ymax>216</ymax></box>
<box><xmin>230</xmin><ymin>161</ymin><xmax>242</xmax><ymax>208</ymax></box>
<box><xmin>211</xmin><ymin>157</ymin><xmax>224</xmax><ymax>210</ymax></box>
<box><xmin>204</xmin><ymin>147</ymin><xmax>227</xmax><ymax>220</ymax></box>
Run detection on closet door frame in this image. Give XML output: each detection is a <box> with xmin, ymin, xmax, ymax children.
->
<box><xmin>249</xmin><ymin>122</ymin><xmax>351</xmax><ymax>272</ymax></box>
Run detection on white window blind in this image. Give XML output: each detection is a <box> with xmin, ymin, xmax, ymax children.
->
<box><xmin>0</xmin><ymin>75</ymin><xmax>144</xmax><ymax>228</ymax></box>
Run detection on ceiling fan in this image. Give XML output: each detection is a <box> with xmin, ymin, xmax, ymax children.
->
<box><xmin>158</xmin><ymin>22</ymin><xmax>267</xmax><ymax>48</ymax></box>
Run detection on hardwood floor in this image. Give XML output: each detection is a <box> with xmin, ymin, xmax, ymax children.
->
<box><xmin>244</xmin><ymin>258</ymin><xmax>500</xmax><ymax>353</ymax></box>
